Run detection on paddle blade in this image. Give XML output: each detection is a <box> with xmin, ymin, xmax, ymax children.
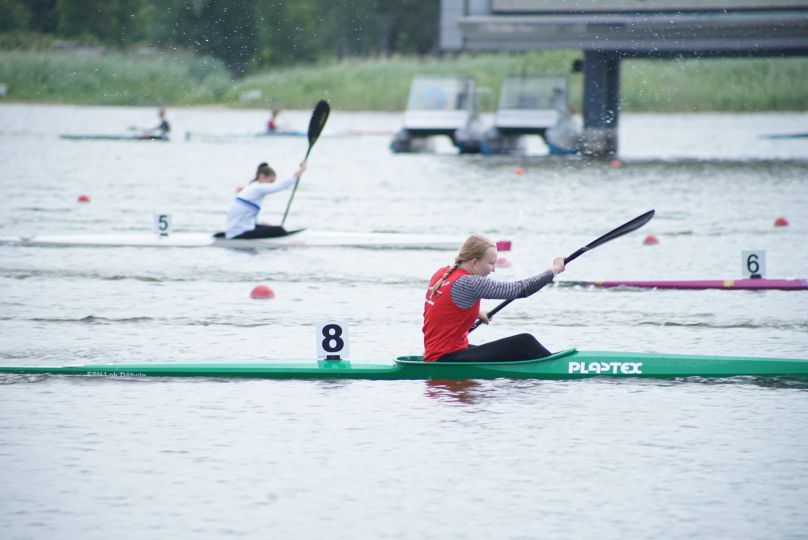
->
<box><xmin>306</xmin><ymin>100</ymin><xmax>330</xmax><ymax>155</ymax></box>
<box><xmin>565</xmin><ymin>209</ymin><xmax>655</xmax><ymax>264</ymax></box>
<box><xmin>282</xmin><ymin>100</ymin><xmax>330</xmax><ymax>227</ymax></box>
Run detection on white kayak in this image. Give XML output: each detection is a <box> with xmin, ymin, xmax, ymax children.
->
<box><xmin>0</xmin><ymin>229</ymin><xmax>472</xmax><ymax>250</ymax></box>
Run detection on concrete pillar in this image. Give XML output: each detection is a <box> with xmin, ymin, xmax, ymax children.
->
<box><xmin>581</xmin><ymin>50</ymin><xmax>621</xmax><ymax>157</ymax></box>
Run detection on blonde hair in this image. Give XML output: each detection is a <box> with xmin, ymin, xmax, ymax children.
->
<box><xmin>429</xmin><ymin>233</ymin><xmax>495</xmax><ymax>298</ymax></box>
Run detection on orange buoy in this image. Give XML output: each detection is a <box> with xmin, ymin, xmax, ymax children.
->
<box><xmin>643</xmin><ymin>234</ymin><xmax>659</xmax><ymax>245</ymax></box>
<box><xmin>774</xmin><ymin>216</ymin><xmax>789</xmax><ymax>227</ymax></box>
<box><xmin>496</xmin><ymin>256</ymin><xmax>511</xmax><ymax>268</ymax></box>
<box><xmin>514</xmin><ymin>167</ymin><xmax>525</xmax><ymax>175</ymax></box>
<box><xmin>77</xmin><ymin>194</ymin><xmax>90</xmax><ymax>203</ymax></box>
<box><xmin>496</xmin><ymin>240</ymin><xmax>512</xmax><ymax>252</ymax></box>
<box><xmin>250</xmin><ymin>284</ymin><xmax>275</xmax><ymax>299</ymax></box>
<box><xmin>609</xmin><ymin>159</ymin><xmax>622</xmax><ymax>168</ymax></box>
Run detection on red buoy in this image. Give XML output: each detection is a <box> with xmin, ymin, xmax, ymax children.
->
<box><xmin>774</xmin><ymin>216</ymin><xmax>789</xmax><ymax>227</ymax></box>
<box><xmin>513</xmin><ymin>167</ymin><xmax>526</xmax><ymax>175</ymax></box>
<box><xmin>77</xmin><ymin>194</ymin><xmax>90</xmax><ymax>203</ymax></box>
<box><xmin>250</xmin><ymin>284</ymin><xmax>275</xmax><ymax>299</ymax></box>
<box><xmin>609</xmin><ymin>159</ymin><xmax>622</xmax><ymax>168</ymax></box>
<box><xmin>643</xmin><ymin>234</ymin><xmax>659</xmax><ymax>245</ymax></box>
<box><xmin>496</xmin><ymin>240</ymin><xmax>512</xmax><ymax>252</ymax></box>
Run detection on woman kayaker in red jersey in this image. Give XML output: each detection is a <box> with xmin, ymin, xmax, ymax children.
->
<box><xmin>423</xmin><ymin>233</ymin><xmax>565</xmax><ymax>362</ymax></box>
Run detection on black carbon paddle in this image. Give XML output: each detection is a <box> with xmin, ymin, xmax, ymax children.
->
<box><xmin>281</xmin><ymin>100</ymin><xmax>330</xmax><ymax>227</ymax></box>
<box><xmin>469</xmin><ymin>209</ymin><xmax>656</xmax><ymax>333</ymax></box>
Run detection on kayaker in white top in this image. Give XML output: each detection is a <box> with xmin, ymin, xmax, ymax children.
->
<box><xmin>224</xmin><ymin>161</ymin><xmax>306</xmax><ymax>239</ymax></box>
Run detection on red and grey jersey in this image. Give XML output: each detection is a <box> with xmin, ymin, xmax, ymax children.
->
<box><xmin>422</xmin><ymin>266</ymin><xmax>480</xmax><ymax>362</ymax></box>
<box><xmin>422</xmin><ymin>266</ymin><xmax>556</xmax><ymax>362</ymax></box>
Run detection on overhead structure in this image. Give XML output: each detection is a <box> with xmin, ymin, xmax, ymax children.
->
<box><xmin>440</xmin><ymin>0</ymin><xmax>808</xmax><ymax>156</ymax></box>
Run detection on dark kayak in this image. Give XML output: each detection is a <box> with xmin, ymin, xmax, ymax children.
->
<box><xmin>60</xmin><ymin>133</ymin><xmax>168</xmax><ymax>141</ymax></box>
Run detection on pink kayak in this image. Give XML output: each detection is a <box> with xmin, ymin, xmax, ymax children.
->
<box><xmin>562</xmin><ymin>278</ymin><xmax>808</xmax><ymax>290</ymax></box>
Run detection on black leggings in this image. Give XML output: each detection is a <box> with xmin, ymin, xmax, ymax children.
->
<box><xmin>436</xmin><ymin>333</ymin><xmax>552</xmax><ymax>363</ymax></box>
<box><xmin>233</xmin><ymin>225</ymin><xmax>288</xmax><ymax>239</ymax></box>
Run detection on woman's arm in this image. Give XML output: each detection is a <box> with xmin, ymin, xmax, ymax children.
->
<box><xmin>253</xmin><ymin>176</ymin><xmax>296</xmax><ymax>195</ymax></box>
<box><xmin>451</xmin><ymin>269</ymin><xmax>556</xmax><ymax>309</ymax></box>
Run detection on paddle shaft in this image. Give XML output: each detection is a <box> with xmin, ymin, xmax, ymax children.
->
<box><xmin>468</xmin><ymin>252</ymin><xmax>576</xmax><ymax>332</ymax></box>
<box><xmin>281</xmin><ymin>100</ymin><xmax>330</xmax><ymax>227</ymax></box>
<box><xmin>468</xmin><ymin>210</ymin><xmax>655</xmax><ymax>332</ymax></box>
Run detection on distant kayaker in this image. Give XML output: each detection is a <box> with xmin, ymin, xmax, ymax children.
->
<box><xmin>423</xmin><ymin>234</ymin><xmax>565</xmax><ymax>362</ymax></box>
<box><xmin>150</xmin><ymin>107</ymin><xmax>170</xmax><ymax>138</ymax></box>
<box><xmin>133</xmin><ymin>108</ymin><xmax>170</xmax><ymax>139</ymax></box>
<box><xmin>267</xmin><ymin>108</ymin><xmax>281</xmax><ymax>132</ymax></box>
<box><xmin>224</xmin><ymin>160</ymin><xmax>306</xmax><ymax>239</ymax></box>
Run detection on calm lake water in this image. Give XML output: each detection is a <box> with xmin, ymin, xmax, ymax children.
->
<box><xmin>1</xmin><ymin>104</ymin><xmax>807</xmax><ymax>539</ymax></box>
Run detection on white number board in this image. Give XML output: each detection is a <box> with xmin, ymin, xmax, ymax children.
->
<box><xmin>316</xmin><ymin>321</ymin><xmax>350</xmax><ymax>361</ymax></box>
<box><xmin>153</xmin><ymin>213</ymin><xmax>172</xmax><ymax>237</ymax></box>
<box><xmin>742</xmin><ymin>250</ymin><xmax>766</xmax><ymax>278</ymax></box>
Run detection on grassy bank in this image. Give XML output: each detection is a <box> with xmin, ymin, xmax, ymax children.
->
<box><xmin>621</xmin><ymin>57</ymin><xmax>808</xmax><ymax>112</ymax></box>
<box><xmin>0</xmin><ymin>49</ymin><xmax>232</xmax><ymax>105</ymax></box>
<box><xmin>1</xmin><ymin>48</ymin><xmax>806</xmax><ymax>111</ymax></box>
<box><xmin>227</xmin><ymin>52</ymin><xmax>581</xmax><ymax>110</ymax></box>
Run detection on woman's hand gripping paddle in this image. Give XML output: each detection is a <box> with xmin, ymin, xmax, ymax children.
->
<box><xmin>280</xmin><ymin>100</ymin><xmax>330</xmax><ymax>227</ymax></box>
<box><xmin>469</xmin><ymin>209</ymin><xmax>656</xmax><ymax>333</ymax></box>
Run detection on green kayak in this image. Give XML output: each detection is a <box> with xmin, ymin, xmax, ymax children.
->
<box><xmin>1</xmin><ymin>349</ymin><xmax>806</xmax><ymax>380</ymax></box>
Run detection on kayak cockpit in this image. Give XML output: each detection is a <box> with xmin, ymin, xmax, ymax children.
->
<box><xmin>394</xmin><ymin>348</ymin><xmax>578</xmax><ymax>365</ymax></box>
<box><xmin>211</xmin><ymin>227</ymin><xmax>306</xmax><ymax>239</ymax></box>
